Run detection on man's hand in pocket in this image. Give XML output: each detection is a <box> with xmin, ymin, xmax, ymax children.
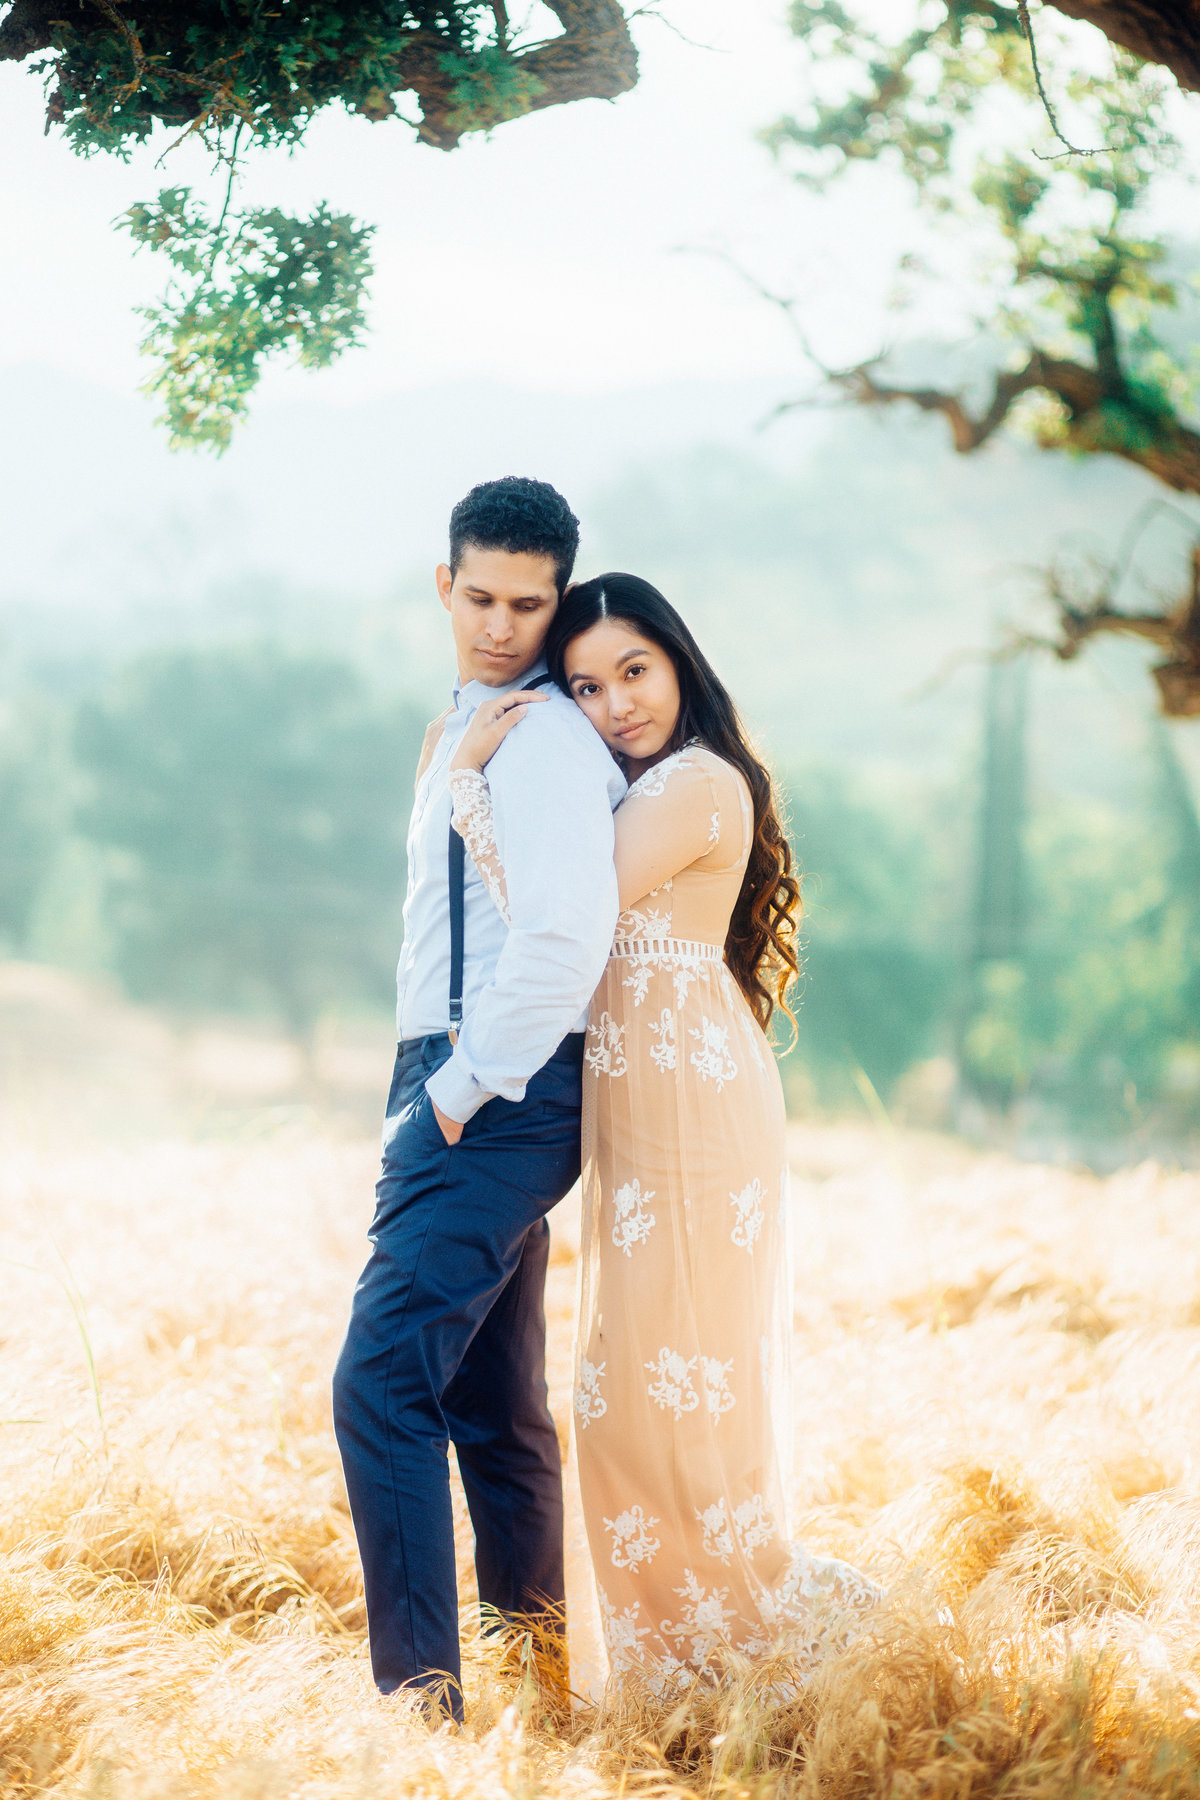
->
<box><xmin>432</xmin><ymin>1101</ymin><xmax>464</xmax><ymax>1145</ymax></box>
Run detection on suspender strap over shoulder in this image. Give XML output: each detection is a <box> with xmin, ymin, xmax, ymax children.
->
<box><xmin>447</xmin><ymin>670</ymin><xmax>555</xmax><ymax>1044</ymax></box>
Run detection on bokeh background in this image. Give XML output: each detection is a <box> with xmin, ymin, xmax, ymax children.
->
<box><xmin>2</xmin><ymin>0</ymin><xmax>1200</xmax><ymax>1154</ymax></box>
<box><xmin>7</xmin><ymin>7</ymin><xmax>1200</xmax><ymax>1796</ymax></box>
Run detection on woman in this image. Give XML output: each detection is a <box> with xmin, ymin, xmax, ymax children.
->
<box><xmin>449</xmin><ymin>574</ymin><xmax>880</xmax><ymax>1682</ymax></box>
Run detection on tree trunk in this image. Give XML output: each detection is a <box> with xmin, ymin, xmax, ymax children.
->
<box><xmin>1047</xmin><ymin>0</ymin><xmax>1200</xmax><ymax>91</ymax></box>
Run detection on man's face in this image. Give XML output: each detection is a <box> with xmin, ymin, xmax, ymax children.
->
<box><xmin>437</xmin><ymin>546</ymin><xmax>560</xmax><ymax>687</ymax></box>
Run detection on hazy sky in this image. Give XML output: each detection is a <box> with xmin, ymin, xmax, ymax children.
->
<box><xmin>4</xmin><ymin>1</ymin><xmax>1200</xmax><ymax>614</ymax></box>
<box><xmin>0</xmin><ymin>0</ymin><xmax>954</xmax><ymax>406</ymax></box>
<box><xmin>4</xmin><ymin>3</ymin><xmax>1198</xmax><ymax>406</ymax></box>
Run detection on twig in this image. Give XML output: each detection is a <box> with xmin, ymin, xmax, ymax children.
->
<box><xmin>755</xmin><ymin>390</ymin><xmax>845</xmax><ymax>431</ymax></box>
<box><xmin>90</xmin><ymin>0</ymin><xmax>147</xmax><ymax>112</ymax></box>
<box><xmin>904</xmin><ymin>632</ymin><xmax>1033</xmax><ymax>704</ymax></box>
<box><xmin>1101</xmin><ymin>497</ymin><xmax>1200</xmax><ymax>608</ymax></box>
<box><xmin>154</xmin><ymin>114</ymin><xmax>214</xmax><ymax>167</ymax></box>
<box><xmin>675</xmin><ymin>245</ymin><xmax>842</xmax><ymax>369</ymax></box>
<box><xmin>626</xmin><ymin>6</ymin><xmax>725</xmax><ymax>52</ymax></box>
<box><xmin>1014</xmin><ymin>0</ymin><xmax>1104</xmax><ymax>160</ymax></box>
<box><xmin>205</xmin><ymin>116</ymin><xmax>245</xmax><ymax>281</ymax></box>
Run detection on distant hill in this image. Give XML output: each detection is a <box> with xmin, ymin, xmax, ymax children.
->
<box><xmin>3</xmin><ymin>360</ymin><xmax>1199</xmax><ymax>804</ymax></box>
<box><xmin>0</xmin><ymin>363</ymin><xmax>815</xmax><ymax>604</ymax></box>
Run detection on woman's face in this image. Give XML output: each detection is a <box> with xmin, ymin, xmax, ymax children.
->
<box><xmin>563</xmin><ymin>618</ymin><xmax>682</xmax><ymax>775</ymax></box>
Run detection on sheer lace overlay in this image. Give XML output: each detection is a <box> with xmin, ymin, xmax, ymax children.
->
<box><xmin>449</xmin><ymin>768</ymin><xmax>512</xmax><ymax>923</ymax></box>
<box><xmin>450</xmin><ymin>745</ymin><xmax>882</xmax><ymax>1680</ymax></box>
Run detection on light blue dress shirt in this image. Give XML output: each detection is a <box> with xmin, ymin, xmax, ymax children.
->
<box><xmin>396</xmin><ymin>661</ymin><xmax>627</xmax><ymax>1124</ymax></box>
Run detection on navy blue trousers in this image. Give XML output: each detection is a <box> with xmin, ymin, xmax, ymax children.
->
<box><xmin>332</xmin><ymin>1031</ymin><xmax>583</xmax><ymax>1715</ymax></box>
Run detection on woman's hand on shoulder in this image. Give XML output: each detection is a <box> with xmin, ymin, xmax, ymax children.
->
<box><xmin>449</xmin><ymin>690</ymin><xmax>548</xmax><ymax>773</ymax></box>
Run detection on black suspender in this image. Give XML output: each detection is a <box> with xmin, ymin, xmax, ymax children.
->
<box><xmin>447</xmin><ymin>670</ymin><xmax>554</xmax><ymax>1044</ymax></box>
<box><xmin>447</xmin><ymin>821</ymin><xmax>466</xmax><ymax>1044</ymax></box>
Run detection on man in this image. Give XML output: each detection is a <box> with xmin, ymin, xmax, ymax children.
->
<box><xmin>332</xmin><ymin>476</ymin><xmax>624</xmax><ymax>1718</ymax></box>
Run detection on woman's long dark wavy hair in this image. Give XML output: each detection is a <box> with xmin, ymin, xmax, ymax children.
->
<box><xmin>546</xmin><ymin>573</ymin><xmax>801</xmax><ymax>1035</ymax></box>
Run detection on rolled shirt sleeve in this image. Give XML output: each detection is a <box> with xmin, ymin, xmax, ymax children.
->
<box><xmin>424</xmin><ymin>698</ymin><xmax>621</xmax><ymax>1123</ymax></box>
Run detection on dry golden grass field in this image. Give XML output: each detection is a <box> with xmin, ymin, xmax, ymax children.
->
<box><xmin>4</xmin><ymin>963</ymin><xmax>1200</xmax><ymax>1799</ymax></box>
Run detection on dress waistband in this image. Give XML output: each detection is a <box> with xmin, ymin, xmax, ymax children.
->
<box><xmin>609</xmin><ymin>937</ymin><xmax>724</xmax><ymax>962</ymax></box>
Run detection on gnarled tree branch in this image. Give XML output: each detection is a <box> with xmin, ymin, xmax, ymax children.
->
<box><xmin>408</xmin><ymin>0</ymin><xmax>638</xmax><ymax>149</ymax></box>
<box><xmin>835</xmin><ymin>351</ymin><xmax>1200</xmax><ymax>713</ymax></box>
<box><xmin>1046</xmin><ymin>0</ymin><xmax>1200</xmax><ymax>94</ymax></box>
<box><xmin>834</xmin><ymin>353</ymin><xmax>1200</xmax><ymax>496</ymax></box>
<box><xmin>835</xmin><ymin>358</ymin><xmax>1046</xmax><ymax>452</ymax></box>
<box><xmin>1037</xmin><ymin>544</ymin><xmax>1200</xmax><ymax>716</ymax></box>
<box><xmin>0</xmin><ymin>0</ymin><xmax>638</xmax><ymax>150</ymax></box>
<box><xmin>0</xmin><ymin>0</ymin><xmax>59</xmax><ymax>61</ymax></box>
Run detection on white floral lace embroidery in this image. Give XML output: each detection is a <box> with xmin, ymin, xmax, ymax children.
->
<box><xmin>616</xmin><ymin>901</ymin><xmax>673</xmax><ymax>939</ymax></box>
<box><xmin>625</xmin><ymin>749</ymin><xmax>699</xmax><ymax>801</ymax></box>
<box><xmin>766</xmin><ymin>1554</ymin><xmax>886</xmax><ymax>1648</ymax></box>
<box><xmin>707</xmin><ymin>808</ymin><xmax>721</xmax><ymax>849</ymax></box>
<box><xmin>689</xmin><ymin>1017</ymin><xmax>738</xmax><ymax>1089</ymax></box>
<box><xmin>612</xmin><ymin>945</ymin><xmax>712</xmax><ymax>1008</ymax></box>
<box><xmin>673</xmin><ymin>961</ymin><xmax>699</xmax><ymax>1007</ymax></box>
<box><xmin>644</xmin><ymin>1654</ymin><xmax>692</xmax><ymax>1698</ymax></box>
<box><xmin>729</xmin><ymin>1178</ymin><xmax>765</xmax><ymax>1251</ymax></box>
<box><xmin>700</xmin><ymin>1354</ymin><xmax>736</xmax><ymax>1417</ymax></box>
<box><xmin>448</xmin><ymin>768</ymin><xmax>511</xmax><ymax>923</ymax></box>
<box><xmin>733</xmin><ymin>1494</ymin><xmax>776</xmax><ymax>1555</ymax></box>
<box><xmin>611</xmin><ymin>1179</ymin><xmax>656</xmax><ymax>1256</ymax></box>
<box><xmin>693</xmin><ymin>1495</ymin><xmax>774</xmax><ymax>1564</ymax></box>
<box><xmin>585</xmin><ymin>1011</ymin><xmax>627</xmax><ymax>1077</ymax></box>
<box><xmin>604</xmin><ymin>1505</ymin><xmax>661</xmax><ymax>1572</ymax></box>
<box><xmin>660</xmin><ymin>1571</ymin><xmax>736</xmax><ymax>1661</ymax></box>
<box><xmin>574</xmin><ymin>1357</ymin><xmax>607</xmax><ymax>1427</ymax></box>
<box><xmin>598</xmin><ymin>1588</ymin><xmax>650</xmax><ymax>1669</ymax></box>
<box><xmin>644</xmin><ymin>1347</ymin><xmax>699</xmax><ymax>1418</ymax></box>
<box><xmin>620</xmin><ymin>955</ymin><xmax>659</xmax><ymax>1007</ymax></box>
<box><xmin>695</xmin><ymin>1499</ymin><xmax>734</xmax><ymax>1563</ymax></box>
<box><xmin>648</xmin><ymin>1008</ymin><xmax>676</xmax><ymax>1071</ymax></box>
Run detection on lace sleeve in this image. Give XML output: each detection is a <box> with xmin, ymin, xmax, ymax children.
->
<box><xmin>449</xmin><ymin>768</ymin><xmax>511</xmax><ymax>924</ymax></box>
<box><xmin>612</xmin><ymin>752</ymin><xmax>721</xmax><ymax>910</ymax></box>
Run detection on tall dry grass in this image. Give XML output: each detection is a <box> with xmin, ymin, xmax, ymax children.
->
<box><xmin>3</xmin><ymin>969</ymin><xmax>1200</xmax><ymax>1798</ymax></box>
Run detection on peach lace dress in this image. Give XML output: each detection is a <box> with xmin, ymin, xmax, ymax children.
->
<box><xmin>450</xmin><ymin>744</ymin><xmax>880</xmax><ymax>1683</ymax></box>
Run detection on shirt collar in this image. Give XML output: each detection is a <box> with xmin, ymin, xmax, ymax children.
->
<box><xmin>453</xmin><ymin>658</ymin><xmax>550</xmax><ymax>713</ymax></box>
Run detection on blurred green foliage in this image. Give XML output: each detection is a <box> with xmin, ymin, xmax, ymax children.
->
<box><xmin>960</xmin><ymin>777</ymin><xmax>1200</xmax><ymax>1118</ymax></box>
<box><xmin>781</xmin><ymin>765</ymin><xmax>959</xmax><ymax>1098</ymax></box>
<box><xmin>768</xmin><ymin>0</ymin><xmax>1189</xmax><ymax>455</ymax></box>
<box><xmin>65</xmin><ymin>643</ymin><xmax>425</xmax><ymax>1045</ymax></box>
<box><xmin>774</xmin><ymin>740</ymin><xmax>1200</xmax><ymax>1132</ymax></box>
<box><xmin>768</xmin><ymin>0</ymin><xmax>1200</xmax><ymax>725</ymax></box>
<box><xmin>0</xmin><ymin>694</ymin><xmax>73</xmax><ymax>953</ymax></box>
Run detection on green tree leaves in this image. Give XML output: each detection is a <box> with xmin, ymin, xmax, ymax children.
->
<box><xmin>1</xmin><ymin>0</ymin><xmax>638</xmax><ymax>445</ymax></box>
<box><xmin>437</xmin><ymin>43</ymin><xmax>546</xmax><ymax>138</ymax></box>
<box><xmin>33</xmin><ymin>3</ymin><xmax>510</xmax><ymax>157</ymax></box>
<box><xmin>771</xmin><ymin>2</ymin><xmax>1183</xmax><ymax>381</ymax></box>
<box><xmin>123</xmin><ymin>190</ymin><xmax>374</xmax><ymax>451</ymax></box>
<box><xmin>769</xmin><ymin>0</ymin><xmax>1200</xmax><ymax>713</ymax></box>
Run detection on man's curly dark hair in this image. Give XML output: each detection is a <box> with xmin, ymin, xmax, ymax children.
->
<box><xmin>448</xmin><ymin>477</ymin><xmax>580</xmax><ymax>596</ymax></box>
